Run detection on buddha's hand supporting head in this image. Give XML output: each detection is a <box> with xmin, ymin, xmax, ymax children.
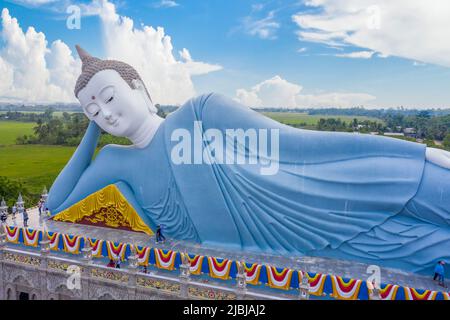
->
<box><xmin>74</xmin><ymin>45</ymin><xmax>158</xmax><ymax>140</ymax></box>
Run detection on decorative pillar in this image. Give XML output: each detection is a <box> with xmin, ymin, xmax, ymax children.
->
<box><xmin>80</xmin><ymin>238</ymin><xmax>92</xmax><ymax>300</ymax></box>
<box><xmin>127</xmin><ymin>245</ymin><xmax>138</xmax><ymax>300</ymax></box>
<box><xmin>0</xmin><ymin>198</ymin><xmax>7</xmax><ymax>224</ymax></box>
<box><xmin>235</xmin><ymin>260</ymin><xmax>247</xmax><ymax>299</ymax></box>
<box><xmin>81</xmin><ymin>238</ymin><xmax>93</xmax><ymax>264</ymax></box>
<box><xmin>0</xmin><ymin>223</ymin><xmax>5</xmax><ymax>300</ymax></box>
<box><xmin>298</xmin><ymin>273</ymin><xmax>310</xmax><ymax>300</ymax></box>
<box><xmin>39</xmin><ymin>226</ymin><xmax>50</xmax><ymax>300</ymax></box>
<box><xmin>179</xmin><ymin>252</ymin><xmax>191</xmax><ymax>298</ymax></box>
<box><xmin>0</xmin><ymin>224</ymin><xmax>6</xmax><ymax>249</ymax></box>
<box><xmin>16</xmin><ymin>193</ymin><xmax>24</xmax><ymax>216</ymax></box>
<box><xmin>367</xmin><ymin>281</ymin><xmax>381</xmax><ymax>300</ymax></box>
<box><xmin>41</xmin><ymin>187</ymin><xmax>48</xmax><ymax>203</ymax></box>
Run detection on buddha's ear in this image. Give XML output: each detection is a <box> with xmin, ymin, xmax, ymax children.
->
<box><xmin>131</xmin><ymin>79</ymin><xmax>157</xmax><ymax>114</ymax></box>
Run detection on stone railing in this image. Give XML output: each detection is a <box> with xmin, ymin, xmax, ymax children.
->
<box><xmin>0</xmin><ymin>237</ymin><xmax>289</xmax><ymax>300</ymax></box>
<box><xmin>1</xmin><ymin>224</ymin><xmax>448</xmax><ymax>300</ymax></box>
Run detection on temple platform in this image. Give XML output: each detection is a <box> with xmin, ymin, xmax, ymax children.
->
<box><xmin>6</xmin><ymin>207</ymin><xmax>447</xmax><ymax>295</ymax></box>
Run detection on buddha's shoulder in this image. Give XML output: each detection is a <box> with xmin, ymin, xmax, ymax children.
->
<box><xmin>174</xmin><ymin>93</ymin><xmax>246</xmax><ymax>115</ymax></box>
<box><xmin>95</xmin><ymin>143</ymin><xmax>132</xmax><ymax>161</ymax></box>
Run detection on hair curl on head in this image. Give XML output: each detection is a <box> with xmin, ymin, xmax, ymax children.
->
<box><xmin>74</xmin><ymin>45</ymin><xmax>153</xmax><ymax>104</ymax></box>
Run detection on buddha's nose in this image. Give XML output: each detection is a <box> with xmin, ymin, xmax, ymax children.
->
<box><xmin>103</xmin><ymin>110</ymin><xmax>112</xmax><ymax>119</ymax></box>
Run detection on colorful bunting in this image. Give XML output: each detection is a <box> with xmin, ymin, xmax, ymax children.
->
<box><xmin>62</xmin><ymin>234</ymin><xmax>82</xmax><ymax>254</ymax></box>
<box><xmin>244</xmin><ymin>263</ymin><xmax>262</xmax><ymax>286</ymax></box>
<box><xmin>404</xmin><ymin>287</ymin><xmax>438</xmax><ymax>300</ymax></box>
<box><xmin>188</xmin><ymin>254</ymin><xmax>204</xmax><ymax>275</ymax></box>
<box><xmin>330</xmin><ymin>275</ymin><xmax>362</xmax><ymax>300</ymax></box>
<box><xmin>48</xmin><ymin>232</ymin><xmax>60</xmax><ymax>251</ymax></box>
<box><xmin>266</xmin><ymin>266</ymin><xmax>293</xmax><ymax>290</ymax></box>
<box><xmin>5</xmin><ymin>226</ymin><xmax>20</xmax><ymax>244</ymax></box>
<box><xmin>154</xmin><ymin>248</ymin><xmax>177</xmax><ymax>270</ymax></box>
<box><xmin>106</xmin><ymin>241</ymin><xmax>128</xmax><ymax>261</ymax></box>
<box><xmin>208</xmin><ymin>257</ymin><xmax>233</xmax><ymax>280</ymax></box>
<box><xmin>23</xmin><ymin>228</ymin><xmax>40</xmax><ymax>247</ymax></box>
<box><xmin>5</xmin><ymin>225</ymin><xmax>448</xmax><ymax>300</ymax></box>
<box><xmin>89</xmin><ymin>238</ymin><xmax>104</xmax><ymax>258</ymax></box>
<box><xmin>136</xmin><ymin>246</ymin><xmax>151</xmax><ymax>266</ymax></box>
<box><xmin>303</xmin><ymin>272</ymin><xmax>328</xmax><ymax>297</ymax></box>
<box><xmin>379</xmin><ymin>284</ymin><xmax>400</xmax><ymax>300</ymax></box>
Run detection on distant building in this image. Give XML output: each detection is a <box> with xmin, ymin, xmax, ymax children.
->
<box><xmin>384</xmin><ymin>132</ymin><xmax>405</xmax><ymax>137</ymax></box>
<box><xmin>403</xmin><ymin>128</ymin><xmax>416</xmax><ymax>138</ymax></box>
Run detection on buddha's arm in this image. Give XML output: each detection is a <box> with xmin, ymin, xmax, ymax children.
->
<box><xmin>49</xmin><ymin>143</ymin><xmax>127</xmax><ymax>214</ymax></box>
<box><xmin>46</xmin><ymin>121</ymin><xmax>101</xmax><ymax>211</ymax></box>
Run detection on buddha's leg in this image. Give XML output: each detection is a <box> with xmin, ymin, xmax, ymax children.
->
<box><xmin>401</xmin><ymin>160</ymin><xmax>450</xmax><ymax>227</ymax></box>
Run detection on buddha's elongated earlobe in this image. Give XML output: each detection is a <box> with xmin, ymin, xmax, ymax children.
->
<box><xmin>132</xmin><ymin>79</ymin><xmax>157</xmax><ymax>114</ymax></box>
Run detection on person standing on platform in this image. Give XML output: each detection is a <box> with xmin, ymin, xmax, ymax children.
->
<box><xmin>433</xmin><ymin>261</ymin><xmax>447</xmax><ymax>288</ymax></box>
<box><xmin>23</xmin><ymin>208</ymin><xmax>29</xmax><ymax>227</ymax></box>
<box><xmin>38</xmin><ymin>200</ymin><xmax>43</xmax><ymax>216</ymax></box>
<box><xmin>0</xmin><ymin>211</ymin><xmax>6</xmax><ymax>224</ymax></box>
<box><xmin>156</xmin><ymin>225</ymin><xmax>166</xmax><ymax>243</ymax></box>
<box><xmin>11</xmin><ymin>205</ymin><xmax>17</xmax><ymax>216</ymax></box>
<box><xmin>107</xmin><ymin>259</ymin><xmax>115</xmax><ymax>268</ymax></box>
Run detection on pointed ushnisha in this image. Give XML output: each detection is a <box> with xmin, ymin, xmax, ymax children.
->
<box><xmin>73</xmin><ymin>44</ymin><xmax>152</xmax><ymax>103</ymax></box>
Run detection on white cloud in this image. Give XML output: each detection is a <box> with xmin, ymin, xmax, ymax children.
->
<box><xmin>235</xmin><ymin>75</ymin><xmax>376</xmax><ymax>108</ymax></box>
<box><xmin>153</xmin><ymin>0</ymin><xmax>179</xmax><ymax>9</ymax></box>
<box><xmin>0</xmin><ymin>8</ymin><xmax>80</xmax><ymax>103</ymax></box>
<box><xmin>293</xmin><ymin>0</ymin><xmax>450</xmax><ymax>67</ymax></box>
<box><xmin>0</xmin><ymin>0</ymin><xmax>221</xmax><ymax>104</ymax></box>
<box><xmin>98</xmin><ymin>0</ymin><xmax>221</xmax><ymax>105</ymax></box>
<box><xmin>242</xmin><ymin>10</ymin><xmax>280</xmax><ymax>40</ymax></box>
<box><xmin>178</xmin><ymin>48</ymin><xmax>222</xmax><ymax>76</ymax></box>
<box><xmin>335</xmin><ymin>51</ymin><xmax>374</xmax><ymax>59</ymax></box>
<box><xmin>7</xmin><ymin>0</ymin><xmax>56</xmax><ymax>6</ymax></box>
<box><xmin>297</xmin><ymin>47</ymin><xmax>307</xmax><ymax>53</ymax></box>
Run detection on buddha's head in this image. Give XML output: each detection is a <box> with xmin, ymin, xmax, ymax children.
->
<box><xmin>74</xmin><ymin>45</ymin><xmax>157</xmax><ymax>138</ymax></box>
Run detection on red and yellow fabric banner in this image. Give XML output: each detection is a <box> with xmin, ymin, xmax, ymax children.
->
<box><xmin>48</xmin><ymin>232</ymin><xmax>60</xmax><ymax>251</ymax></box>
<box><xmin>404</xmin><ymin>287</ymin><xmax>438</xmax><ymax>300</ymax></box>
<box><xmin>188</xmin><ymin>254</ymin><xmax>204</xmax><ymax>275</ymax></box>
<box><xmin>266</xmin><ymin>266</ymin><xmax>293</xmax><ymax>290</ymax></box>
<box><xmin>5</xmin><ymin>226</ymin><xmax>20</xmax><ymax>243</ymax></box>
<box><xmin>379</xmin><ymin>284</ymin><xmax>400</xmax><ymax>300</ymax></box>
<box><xmin>136</xmin><ymin>246</ymin><xmax>151</xmax><ymax>266</ymax></box>
<box><xmin>154</xmin><ymin>248</ymin><xmax>177</xmax><ymax>270</ymax></box>
<box><xmin>62</xmin><ymin>234</ymin><xmax>82</xmax><ymax>254</ymax></box>
<box><xmin>23</xmin><ymin>229</ymin><xmax>40</xmax><ymax>247</ymax></box>
<box><xmin>303</xmin><ymin>271</ymin><xmax>327</xmax><ymax>296</ymax></box>
<box><xmin>208</xmin><ymin>257</ymin><xmax>233</xmax><ymax>280</ymax></box>
<box><xmin>106</xmin><ymin>241</ymin><xmax>128</xmax><ymax>261</ymax></box>
<box><xmin>330</xmin><ymin>275</ymin><xmax>362</xmax><ymax>300</ymax></box>
<box><xmin>244</xmin><ymin>263</ymin><xmax>262</xmax><ymax>285</ymax></box>
<box><xmin>89</xmin><ymin>239</ymin><xmax>103</xmax><ymax>258</ymax></box>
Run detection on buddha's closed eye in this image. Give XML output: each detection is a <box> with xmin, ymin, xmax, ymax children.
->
<box><xmin>86</xmin><ymin>103</ymin><xmax>100</xmax><ymax>117</ymax></box>
<box><xmin>100</xmin><ymin>86</ymin><xmax>115</xmax><ymax>104</ymax></box>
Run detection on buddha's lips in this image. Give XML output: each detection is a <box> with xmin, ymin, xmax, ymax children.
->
<box><xmin>109</xmin><ymin>119</ymin><xmax>119</xmax><ymax>126</ymax></box>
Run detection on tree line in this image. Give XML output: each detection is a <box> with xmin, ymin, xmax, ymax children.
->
<box><xmin>16</xmin><ymin>111</ymin><xmax>133</xmax><ymax>147</ymax></box>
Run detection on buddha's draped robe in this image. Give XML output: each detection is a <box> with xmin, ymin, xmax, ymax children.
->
<box><xmin>48</xmin><ymin>93</ymin><xmax>450</xmax><ymax>275</ymax></box>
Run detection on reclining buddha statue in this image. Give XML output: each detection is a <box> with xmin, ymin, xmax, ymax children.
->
<box><xmin>47</xmin><ymin>45</ymin><xmax>450</xmax><ymax>275</ymax></box>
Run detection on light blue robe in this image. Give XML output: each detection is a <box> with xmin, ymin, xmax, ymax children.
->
<box><xmin>47</xmin><ymin>93</ymin><xmax>450</xmax><ymax>275</ymax></box>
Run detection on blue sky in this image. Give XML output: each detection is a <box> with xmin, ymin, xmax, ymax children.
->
<box><xmin>1</xmin><ymin>0</ymin><xmax>449</xmax><ymax>108</ymax></box>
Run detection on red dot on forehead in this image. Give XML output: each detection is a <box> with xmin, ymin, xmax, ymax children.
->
<box><xmin>91</xmin><ymin>96</ymin><xmax>95</xmax><ymax>100</ymax></box>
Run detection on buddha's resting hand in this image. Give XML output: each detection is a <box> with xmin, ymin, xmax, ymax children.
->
<box><xmin>47</xmin><ymin>121</ymin><xmax>101</xmax><ymax>211</ymax></box>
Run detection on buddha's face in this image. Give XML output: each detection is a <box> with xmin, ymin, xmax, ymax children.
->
<box><xmin>77</xmin><ymin>69</ymin><xmax>151</xmax><ymax>138</ymax></box>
